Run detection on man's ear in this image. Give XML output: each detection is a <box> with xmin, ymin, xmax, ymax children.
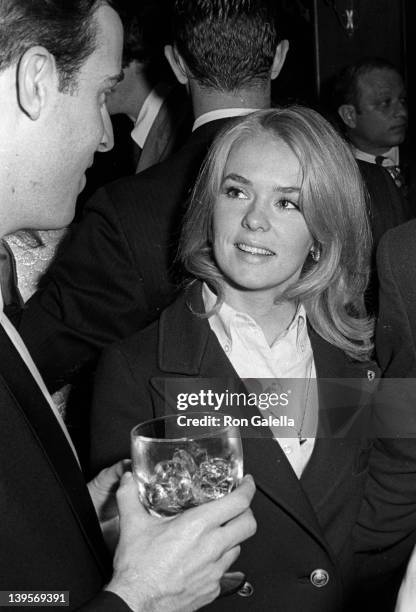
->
<box><xmin>17</xmin><ymin>46</ymin><xmax>56</xmax><ymax>120</ymax></box>
<box><xmin>164</xmin><ymin>45</ymin><xmax>189</xmax><ymax>86</ymax></box>
<box><xmin>338</xmin><ymin>104</ymin><xmax>357</xmax><ymax>129</ymax></box>
<box><xmin>271</xmin><ymin>39</ymin><xmax>289</xmax><ymax>80</ymax></box>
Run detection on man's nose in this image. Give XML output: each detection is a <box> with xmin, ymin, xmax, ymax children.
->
<box><xmin>97</xmin><ymin>106</ymin><xmax>114</xmax><ymax>153</ymax></box>
<box><xmin>394</xmin><ymin>98</ymin><xmax>408</xmax><ymax>119</ymax></box>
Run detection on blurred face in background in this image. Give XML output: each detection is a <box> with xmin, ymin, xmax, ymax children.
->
<box><xmin>349</xmin><ymin>67</ymin><xmax>407</xmax><ymax>155</ymax></box>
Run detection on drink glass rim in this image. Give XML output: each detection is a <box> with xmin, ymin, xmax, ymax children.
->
<box><xmin>130</xmin><ymin>412</ymin><xmax>239</xmax><ymax>444</ymax></box>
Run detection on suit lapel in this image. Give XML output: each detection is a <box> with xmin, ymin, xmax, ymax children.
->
<box><xmin>301</xmin><ymin>326</ymin><xmax>378</xmax><ymax>511</ymax></box>
<box><xmin>0</xmin><ymin>326</ymin><xmax>110</xmax><ymax>575</ymax></box>
<box><xmin>136</xmin><ymin>86</ymin><xmax>193</xmax><ymax>174</ymax></box>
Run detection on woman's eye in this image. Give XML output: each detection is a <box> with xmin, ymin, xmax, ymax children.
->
<box><xmin>275</xmin><ymin>198</ymin><xmax>298</xmax><ymax>210</ymax></box>
<box><xmin>225</xmin><ymin>186</ymin><xmax>246</xmax><ymax>199</ymax></box>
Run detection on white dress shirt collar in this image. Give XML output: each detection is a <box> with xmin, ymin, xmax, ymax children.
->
<box><xmin>202</xmin><ymin>283</ymin><xmax>309</xmax><ymax>355</ymax></box>
<box><xmin>130</xmin><ymin>82</ymin><xmax>172</xmax><ymax>149</ymax></box>
<box><xmin>352</xmin><ymin>144</ymin><xmax>399</xmax><ymax>166</ymax></box>
<box><xmin>202</xmin><ymin>283</ymin><xmax>317</xmax><ymax>479</ymax></box>
<box><xmin>192</xmin><ymin>108</ymin><xmax>258</xmax><ymax>132</ymax></box>
<box><xmin>0</xmin><ymin>290</ymin><xmax>80</xmax><ymax>466</ymax></box>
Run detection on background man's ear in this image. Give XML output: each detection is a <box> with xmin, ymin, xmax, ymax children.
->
<box><xmin>164</xmin><ymin>45</ymin><xmax>189</xmax><ymax>86</ymax></box>
<box><xmin>338</xmin><ymin>104</ymin><xmax>357</xmax><ymax>129</ymax></box>
<box><xmin>271</xmin><ymin>40</ymin><xmax>289</xmax><ymax>80</ymax></box>
<box><xmin>17</xmin><ymin>46</ymin><xmax>55</xmax><ymax>120</ymax></box>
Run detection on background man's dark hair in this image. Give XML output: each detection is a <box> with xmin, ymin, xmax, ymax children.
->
<box><xmin>332</xmin><ymin>57</ymin><xmax>401</xmax><ymax>112</ymax></box>
<box><xmin>172</xmin><ymin>0</ymin><xmax>279</xmax><ymax>91</ymax></box>
<box><xmin>0</xmin><ymin>0</ymin><xmax>106</xmax><ymax>92</ymax></box>
<box><xmin>113</xmin><ymin>0</ymin><xmax>173</xmax><ymax>78</ymax></box>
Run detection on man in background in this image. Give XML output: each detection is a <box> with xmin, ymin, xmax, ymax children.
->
<box><xmin>78</xmin><ymin>0</ymin><xmax>192</xmax><ymax>209</ymax></box>
<box><xmin>333</xmin><ymin>57</ymin><xmax>413</xmax><ymax>209</ymax></box>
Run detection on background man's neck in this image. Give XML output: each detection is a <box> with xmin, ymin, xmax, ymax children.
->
<box><xmin>190</xmin><ymin>83</ymin><xmax>271</xmax><ymax>118</ymax></box>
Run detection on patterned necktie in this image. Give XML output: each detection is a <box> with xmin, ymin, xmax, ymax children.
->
<box><xmin>375</xmin><ymin>155</ymin><xmax>406</xmax><ymax>191</ymax></box>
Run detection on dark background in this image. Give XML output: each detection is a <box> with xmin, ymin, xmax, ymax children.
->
<box><xmin>273</xmin><ymin>0</ymin><xmax>412</xmax><ymax>140</ymax></box>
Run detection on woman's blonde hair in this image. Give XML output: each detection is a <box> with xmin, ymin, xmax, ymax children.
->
<box><xmin>179</xmin><ymin>106</ymin><xmax>374</xmax><ymax>361</ymax></box>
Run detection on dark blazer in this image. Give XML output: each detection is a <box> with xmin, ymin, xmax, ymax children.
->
<box><xmin>90</xmin><ymin>283</ymin><xmax>379</xmax><ymax>612</ymax></box>
<box><xmin>0</xmin><ymin>326</ymin><xmax>128</xmax><ymax>611</ymax></box>
<box><xmin>349</xmin><ymin>219</ymin><xmax>416</xmax><ymax>610</ymax></box>
<box><xmin>19</xmin><ymin>118</ymin><xmax>232</xmax><ymax>391</ymax></box>
<box><xmin>376</xmin><ymin>218</ymin><xmax>416</xmax><ymax>377</ymax></box>
<box><xmin>357</xmin><ymin>160</ymin><xmax>414</xmax><ymax>314</ymax></box>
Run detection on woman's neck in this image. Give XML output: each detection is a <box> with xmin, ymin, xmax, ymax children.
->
<box><xmin>222</xmin><ymin>287</ymin><xmax>298</xmax><ymax>346</ymax></box>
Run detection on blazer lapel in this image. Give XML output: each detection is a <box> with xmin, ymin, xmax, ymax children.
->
<box><xmin>301</xmin><ymin>327</ymin><xmax>379</xmax><ymax>512</ymax></box>
<box><xmin>309</xmin><ymin>325</ymin><xmax>379</xmax><ymax>438</ymax></box>
<box><xmin>0</xmin><ymin>327</ymin><xmax>110</xmax><ymax>575</ymax></box>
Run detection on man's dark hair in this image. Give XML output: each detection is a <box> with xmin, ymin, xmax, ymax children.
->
<box><xmin>114</xmin><ymin>1</ymin><xmax>172</xmax><ymax>76</ymax></box>
<box><xmin>332</xmin><ymin>57</ymin><xmax>401</xmax><ymax>112</ymax></box>
<box><xmin>0</xmin><ymin>0</ymin><xmax>106</xmax><ymax>92</ymax></box>
<box><xmin>172</xmin><ymin>0</ymin><xmax>279</xmax><ymax>91</ymax></box>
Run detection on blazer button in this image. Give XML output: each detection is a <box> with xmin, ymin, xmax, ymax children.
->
<box><xmin>237</xmin><ymin>581</ymin><xmax>254</xmax><ymax>597</ymax></box>
<box><xmin>310</xmin><ymin>569</ymin><xmax>329</xmax><ymax>588</ymax></box>
<box><xmin>367</xmin><ymin>369</ymin><xmax>376</xmax><ymax>381</ymax></box>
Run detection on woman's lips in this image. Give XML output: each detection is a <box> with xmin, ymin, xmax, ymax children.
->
<box><xmin>235</xmin><ymin>242</ymin><xmax>275</xmax><ymax>256</ymax></box>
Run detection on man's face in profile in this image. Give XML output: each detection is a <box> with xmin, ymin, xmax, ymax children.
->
<box><xmin>35</xmin><ymin>4</ymin><xmax>124</xmax><ymax>229</ymax></box>
<box><xmin>350</xmin><ymin>68</ymin><xmax>407</xmax><ymax>155</ymax></box>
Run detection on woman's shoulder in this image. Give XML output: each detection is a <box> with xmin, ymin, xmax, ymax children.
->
<box><xmin>309</xmin><ymin>323</ymin><xmax>379</xmax><ymax>381</ymax></box>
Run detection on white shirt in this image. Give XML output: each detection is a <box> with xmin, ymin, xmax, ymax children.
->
<box><xmin>0</xmin><ymin>290</ymin><xmax>80</xmax><ymax>465</ymax></box>
<box><xmin>130</xmin><ymin>82</ymin><xmax>172</xmax><ymax>149</ymax></box>
<box><xmin>192</xmin><ymin>107</ymin><xmax>258</xmax><ymax>132</ymax></box>
<box><xmin>203</xmin><ymin>284</ymin><xmax>318</xmax><ymax>478</ymax></box>
<box><xmin>352</xmin><ymin>144</ymin><xmax>399</xmax><ymax>167</ymax></box>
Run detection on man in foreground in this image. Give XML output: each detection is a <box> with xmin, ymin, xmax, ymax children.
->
<box><xmin>0</xmin><ymin>1</ymin><xmax>256</xmax><ymax>609</ymax></box>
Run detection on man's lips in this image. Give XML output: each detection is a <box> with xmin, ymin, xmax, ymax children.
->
<box><xmin>235</xmin><ymin>242</ymin><xmax>275</xmax><ymax>256</ymax></box>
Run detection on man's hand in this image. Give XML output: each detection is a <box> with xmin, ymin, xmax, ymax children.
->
<box><xmin>87</xmin><ymin>459</ymin><xmax>130</xmax><ymax>551</ymax></box>
<box><xmin>395</xmin><ymin>544</ymin><xmax>416</xmax><ymax>612</ymax></box>
<box><xmin>106</xmin><ymin>472</ymin><xmax>257</xmax><ymax>612</ymax></box>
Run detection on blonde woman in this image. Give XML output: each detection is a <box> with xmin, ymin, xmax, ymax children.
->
<box><xmin>91</xmin><ymin>107</ymin><xmax>379</xmax><ymax>610</ymax></box>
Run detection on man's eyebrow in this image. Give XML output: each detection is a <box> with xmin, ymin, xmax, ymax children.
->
<box><xmin>103</xmin><ymin>70</ymin><xmax>124</xmax><ymax>87</ymax></box>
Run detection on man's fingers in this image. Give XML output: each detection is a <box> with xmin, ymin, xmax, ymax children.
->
<box><xmin>218</xmin><ymin>547</ymin><xmax>242</xmax><ymax>575</ymax></box>
<box><xmin>116</xmin><ymin>472</ymin><xmax>149</xmax><ymax>527</ymax></box>
<box><xmin>219</xmin><ymin>508</ymin><xmax>257</xmax><ymax>550</ymax></box>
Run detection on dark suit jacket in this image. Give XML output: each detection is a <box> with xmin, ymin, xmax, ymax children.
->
<box><xmin>357</xmin><ymin>160</ymin><xmax>414</xmax><ymax>314</ymax></box>
<box><xmin>19</xmin><ymin>118</ymin><xmax>232</xmax><ymax>391</ymax></box>
<box><xmin>348</xmin><ymin>219</ymin><xmax>416</xmax><ymax>610</ymax></box>
<box><xmin>0</xmin><ymin>326</ymin><xmax>128</xmax><ymax>611</ymax></box>
<box><xmin>135</xmin><ymin>84</ymin><xmax>193</xmax><ymax>174</ymax></box>
<box><xmin>90</xmin><ymin>282</ymin><xmax>379</xmax><ymax>612</ymax></box>
<box><xmin>376</xmin><ymin>218</ymin><xmax>416</xmax><ymax>377</ymax></box>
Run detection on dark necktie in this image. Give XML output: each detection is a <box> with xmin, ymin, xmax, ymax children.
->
<box><xmin>375</xmin><ymin>155</ymin><xmax>406</xmax><ymax>192</ymax></box>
